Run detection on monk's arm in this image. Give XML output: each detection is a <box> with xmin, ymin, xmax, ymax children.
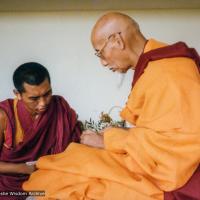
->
<box><xmin>0</xmin><ymin>161</ymin><xmax>36</xmax><ymax>174</ymax></box>
<box><xmin>0</xmin><ymin>109</ymin><xmax>35</xmax><ymax>174</ymax></box>
<box><xmin>81</xmin><ymin>127</ymin><xmax>130</xmax><ymax>149</ymax></box>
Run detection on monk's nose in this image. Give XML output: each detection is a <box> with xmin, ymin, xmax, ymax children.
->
<box><xmin>100</xmin><ymin>58</ymin><xmax>108</xmax><ymax>67</ymax></box>
<box><xmin>38</xmin><ymin>97</ymin><xmax>47</xmax><ymax>108</ymax></box>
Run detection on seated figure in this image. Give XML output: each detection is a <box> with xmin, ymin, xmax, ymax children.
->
<box><xmin>0</xmin><ymin>62</ymin><xmax>82</xmax><ymax>199</ymax></box>
<box><xmin>23</xmin><ymin>12</ymin><xmax>200</xmax><ymax>200</ymax></box>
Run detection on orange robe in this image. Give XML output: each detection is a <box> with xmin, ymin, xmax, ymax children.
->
<box><xmin>23</xmin><ymin>39</ymin><xmax>200</xmax><ymax>200</ymax></box>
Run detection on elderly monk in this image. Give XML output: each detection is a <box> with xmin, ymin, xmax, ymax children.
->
<box><xmin>0</xmin><ymin>62</ymin><xmax>81</xmax><ymax>199</ymax></box>
<box><xmin>23</xmin><ymin>12</ymin><xmax>200</xmax><ymax>200</ymax></box>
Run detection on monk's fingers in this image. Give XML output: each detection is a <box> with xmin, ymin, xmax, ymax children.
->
<box><xmin>81</xmin><ymin>133</ymin><xmax>104</xmax><ymax>148</ymax></box>
<box><xmin>80</xmin><ymin>131</ymin><xmax>90</xmax><ymax>141</ymax></box>
<box><xmin>81</xmin><ymin>132</ymin><xmax>96</xmax><ymax>144</ymax></box>
<box><xmin>80</xmin><ymin>134</ymin><xmax>85</xmax><ymax>144</ymax></box>
<box><xmin>80</xmin><ymin>133</ymin><xmax>93</xmax><ymax>144</ymax></box>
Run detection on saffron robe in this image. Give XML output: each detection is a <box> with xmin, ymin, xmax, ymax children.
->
<box><xmin>0</xmin><ymin>95</ymin><xmax>81</xmax><ymax>199</ymax></box>
<box><xmin>23</xmin><ymin>40</ymin><xmax>200</xmax><ymax>200</ymax></box>
<box><xmin>130</xmin><ymin>40</ymin><xmax>200</xmax><ymax>200</ymax></box>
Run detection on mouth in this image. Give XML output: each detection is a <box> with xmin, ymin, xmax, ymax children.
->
<box><xmin>37</xmin><ymin>107</ymin><xmax>47</xmax><ymax>113</ymax></box>
<box><xmin>110</xmin><ymin>68</ymin><xmax>126</xmax><ymax>73</ymax></box>
<box><xmin>109</xmin><ymin>67</ymin><xmax>117</xmax><ymax>72</ymax></box>
<box><xmin>110</xmin><ymin>69</ymin><xmax>116</xmax><ymax>72</ymax></box>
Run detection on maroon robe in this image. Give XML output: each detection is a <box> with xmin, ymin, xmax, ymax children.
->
<box><xmin>0</xmin><ymin>95</ymin><xmax>81</xmax><ymax>199</ymax></box>
<box><xmin>132</xmin><ymin>41</ymin><xmax>200</xmax><ymax>200</ymax></box>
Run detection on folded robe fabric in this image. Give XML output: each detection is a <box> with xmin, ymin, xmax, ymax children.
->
<box><xmin>130</xmin><ymin>39</ymin><xmax>200</xmax><ymax>200</ymax></box>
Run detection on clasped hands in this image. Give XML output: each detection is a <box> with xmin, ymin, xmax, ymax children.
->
<box><xmin>80</xmin><ymin>127</ymin><xmax>112</xmax><ymax>148</ymax></box>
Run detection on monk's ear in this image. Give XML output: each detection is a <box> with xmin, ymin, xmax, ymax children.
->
<box><xmin>111</xmin><ymin>32</ymin><xmax>125</xmax><ymax>50</ymax></box>
<box><xmin>13</xmin><ymin>89</ymin><xmax>22</xmax><ymax>100</ymax></box>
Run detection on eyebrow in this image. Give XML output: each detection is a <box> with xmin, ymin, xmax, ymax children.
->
<box><xmin>29</xmin><ymin>89</ymin><xmax>52</xmax><ymax>99</ymax></box>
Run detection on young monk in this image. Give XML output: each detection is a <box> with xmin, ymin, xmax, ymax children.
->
<box><xmin>23</xmin><ymin>13</ymin><xmax>200</xmax><ymax>200</ymax></box>
<box><xmin>0</xmin><ymin>62</ymin><xmax>81</xmax><ymax>199</ymax></box>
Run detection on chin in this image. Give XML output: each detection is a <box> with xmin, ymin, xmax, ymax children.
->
<box><xmin>118</xmin><ymin>65</ymin><xmax>131</xmax><ymax>73</ymax></box>
<box><xmin>36</xmin><ymin>108</ymin><xmax>47</xmax><ymax>114</ymax></box>
<box><xmin>117</xmin><ymin>69</ymin><xmax>128</xmax><ymax>73</ymax></box>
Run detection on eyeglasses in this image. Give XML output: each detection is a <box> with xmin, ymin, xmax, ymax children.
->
<box><xmin>94</xmin><ymin>32</ymin><xmax>121</xmax><ymax>58</ymax></box>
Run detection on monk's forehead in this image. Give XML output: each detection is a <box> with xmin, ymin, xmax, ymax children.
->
<box><xmin>91</xmin><ymin>19</ymin><xmax>122</xmax><ymax>44</ymax></box>
<box><xmin>92</xmin><ymin>13</ymin><xmax>136</xmax><ymax>37</ymax></box>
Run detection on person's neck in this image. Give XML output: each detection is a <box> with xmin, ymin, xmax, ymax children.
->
<box><xmin>23</xmin><ymin>105</ymin><xmax>40</xmax><ymax>121</ymax></box>
<box><xmin>130</xmin><ymin>36</ymin><xmax>147</xmax><ymax>69</ymax></box>
<box><xmin>31</xmin><ymin>113</ymin><xmax>40</xmax><ymax>120</ymax></box>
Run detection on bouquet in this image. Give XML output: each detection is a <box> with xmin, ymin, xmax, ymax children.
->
<box><xmin>83</xmin><ymin>106</ymin><xmax>126</xmax><ymax>133</ymax></box>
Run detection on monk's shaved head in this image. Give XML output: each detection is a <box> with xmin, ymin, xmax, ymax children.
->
<box><xmin>91</xmin><ymin>12</ymin><xmax>140</xmax><ymax>47</ymax></box>
<box><xmin>91</xmin><ymin>12</ymin><xmax>146</xmax><ymax>72</ymax></box>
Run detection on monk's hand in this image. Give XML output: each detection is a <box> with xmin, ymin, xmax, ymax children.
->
<box><xmin>81</xmin><ymin>130</ymin><xmax>104</xmax><ymax>148</ymax></box>
<box><xmin>18</xmin><ymin>162</ymin><xmax>37</xmax><ymax>174</ymax></box>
